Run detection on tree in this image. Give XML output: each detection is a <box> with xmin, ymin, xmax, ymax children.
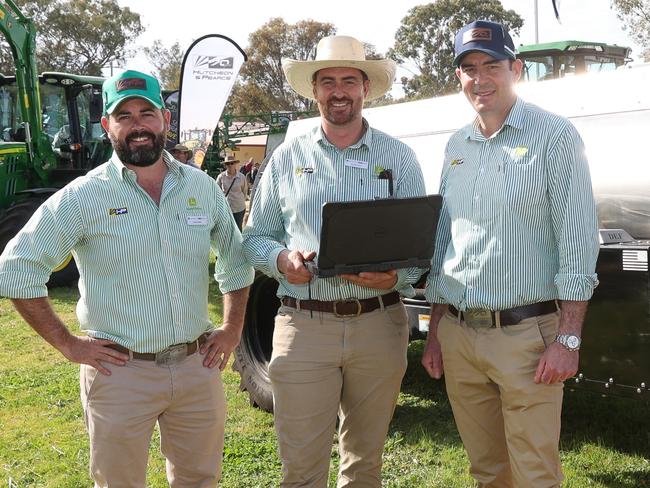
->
<box><xmin>228</xmin><ymin>18</ymin><xmax>336</xmax><ymax>114</ymax></box>
<box><xmin>389</xmin><ymin>0</ymin><xmax>523</xmax><ymax>99</ymax></box>
<box><xmin>0</xmin><ymin>0</ymin><xmax>143</xmax><ymax>76</ymax></box>
<box><xmin>611</xmin><ymin>0</ymin><xmax>650</xmax><ymax>61</ymax></box>
<box><xmin>144</xmin><ymin>40</ymin><xmax>184</xmax><ymax>90</ymax></box>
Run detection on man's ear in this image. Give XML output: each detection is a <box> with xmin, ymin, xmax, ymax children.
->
<box><xmin>101</xmin><ymin>115</ymin><xmax>110</xmax><ymax>133</ymax></box>
<box><xmin>511</xmin><ymin>59</ymin><xmax>524</xmax><ymax>82</ymax></box>
<box><xmin>163</xmin><ymin>109</ymin><xmax>171</xmax><ymax>129</ymax></box>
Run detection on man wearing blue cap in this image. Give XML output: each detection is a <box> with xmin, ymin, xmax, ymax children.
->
<box><xmin>0</xmin><ymin>69</ymin><xmax>254</xmax><ymax>486</ymax></box>
<box><xmin>422</xmin><ymin>21</ymin><xmax>599</xmax><ymax>487</ymax></box>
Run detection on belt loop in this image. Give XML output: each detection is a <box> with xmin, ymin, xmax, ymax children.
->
<box><xmin>457</xmin><ymin>310</ymin><xmax>462</xmax><ymax>325</ymax></box>
<box><xmin>494</xmin><ymin>311</ymin><xmax>502</xmax><ymax>328</ymax></box>
<box><xmin>378</xmin><ymin>294</ymin><xmax>385</xmax><ymax>311</ymax></box>
<box><xmin>295</xmin><ymin>298</ymin><xmax>301</xmax><ymax>311</ymax></box>
<box><xmin>128</xmin><ymin>349</ymin><xmax>133</xmax><ymax>360</ymax></box>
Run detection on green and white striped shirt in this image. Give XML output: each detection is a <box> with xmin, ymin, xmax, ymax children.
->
<box><xmin>426</xmin><ymin>97</ymin><xmax>599</xmax><ymax>310</ymax></box>
<box><xmin>0</xmin><ymin>152</ymin><xmax>254</xmax><ymax>352</ymax></box>
<box><xmin>243</xmin><ymin>121</ymin><xmax>427</xmax><ymax>300</ymax></box>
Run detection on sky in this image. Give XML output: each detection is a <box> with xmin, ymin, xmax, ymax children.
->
<box><xmin>118</xmin><ymin>0</ymin><xmax>642</xmax><ymax>97</ymax></box>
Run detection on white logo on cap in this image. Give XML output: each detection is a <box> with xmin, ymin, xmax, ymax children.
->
<box><xmin>463</xmin><ymin>28</ymin><xmax>493</xmax><ymax>44</ymax></box>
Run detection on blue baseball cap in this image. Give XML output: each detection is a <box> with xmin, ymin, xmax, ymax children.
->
<box><xmin>453</xmin><ymin>20</ymin><xmax>516</xmax><ymax>66</ymax></box>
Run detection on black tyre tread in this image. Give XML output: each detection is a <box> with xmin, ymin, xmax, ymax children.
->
<box><xmin>231</xmin><ymin>273</ymin><xmax>279</xmax><ymax>413</ymax></box>
<box><xmin>0</xmin><ymin>198</ymin><xmax>78</xmax><ymax>287</ymax></box>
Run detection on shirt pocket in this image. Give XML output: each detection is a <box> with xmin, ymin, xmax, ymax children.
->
<box><xmin>176</xmin><ymin>211</ymin><xmax>212</xmax><ymax>258</ymax></box>
<box><xmin>502</xmin><ymin>151</ymin><xmax>545</xmax><ymax>209</ymax></box>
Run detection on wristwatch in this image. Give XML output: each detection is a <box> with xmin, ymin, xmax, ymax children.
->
<box><xmin>555</xmin><ymin>334</ymin><xmax>581</xmax><ymax>352</ymax></box>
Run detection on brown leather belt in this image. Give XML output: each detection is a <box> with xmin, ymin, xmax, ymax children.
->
<box><xmin>281</xmin><ymin>291</ymin><xmax>401</xmax><ymax>318</ymax></box>
<box><xmin>449</xmin><ymin>300</ymin><xmax>558</xmax><ymax>328</ymax></box>
<box><xmin>107</xmin><ymin>333</ymin><xmax>209</xmax><ymax>365</ymax></box>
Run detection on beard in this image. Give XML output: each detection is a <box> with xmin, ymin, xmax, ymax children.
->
<box><xmin>320</xmin><ymin>96</ymin><xmax>361</xmax><ymax>126</ymax></box>
<box><xmin>111</xmin><ymin>129</ymin><xmax>166</xmax><ymax>167</ymax></box>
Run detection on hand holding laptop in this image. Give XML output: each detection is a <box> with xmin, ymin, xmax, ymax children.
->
<box><xmin>277</xmin><ymin>249</ymin><xmax>316</xmax><ymax>284</ymax></box>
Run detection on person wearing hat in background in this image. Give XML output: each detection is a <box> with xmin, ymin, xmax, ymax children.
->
<box><xmin>216</xmin><ymin>154</ymin><xmax>249</xmax><ymax>231</ymax></box>
<box><xmin>243</xmin><ymin>35</ymin><xmax>425</xmax><ymax>487</ymax></box>
<box><xmin>0</xmin><ymin>69</ymin><xmax>254</xmax><ymax>487</ymax></box>
<box><xmin>172</xmin><ymin>143</ymin><xmax>199</xmax><ymax>168</ymax></box>
<box><xmin>421</xmin><ymin>20</ymin><xmax>599</xmax><ymax>487</ymax></box>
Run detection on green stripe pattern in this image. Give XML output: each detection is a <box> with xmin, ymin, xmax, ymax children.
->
<box><xmin>426</xmin><ymin>97</ymin><xmax>599</xmax><ymax>310</ymax></box>
<box><xmin>0</xmin><ymin>152</ymin><xmax>254</xmax><ymax>352</ymax></box>
<box><xmin>243</xmin><ymin>121</ymin><xmax>427</xmax><ymax>300</ymax></box>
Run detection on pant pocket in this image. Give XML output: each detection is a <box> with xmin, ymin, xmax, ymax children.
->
<box><xmin>536</xmin><ymin>311</ymin><xmax>560</xmax><ymax>348</ymax></box>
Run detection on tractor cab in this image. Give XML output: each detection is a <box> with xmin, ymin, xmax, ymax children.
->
<box><xmin>517</xmin><ymin>40</ymin><xmax>631</xmax><ymax>82</ymax></box>
<box><xmin>0</xmin><ymin>72</ymin><xmax>110</xmax><ymax>192</ymax></box>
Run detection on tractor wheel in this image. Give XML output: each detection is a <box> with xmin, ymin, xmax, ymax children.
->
<box><xmin>0</xmin><ymin>198</ymin><xmax>79</xmax><ymax>287</ymax></box>
<box><xmin>232</xmin><ymin>273</ymin><xmax>280</xmax><ymax>413</ymax></box>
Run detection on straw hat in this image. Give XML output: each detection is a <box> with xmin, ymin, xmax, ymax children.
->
<box><xmin>223</xmin><ymin>154</ymin><xmax>240</xmax><ymax>164</ymax></box>
<box><xmin>282</xmin><ymin>35</ymin><xmax>396</xmax><ymax>101</ymax></box>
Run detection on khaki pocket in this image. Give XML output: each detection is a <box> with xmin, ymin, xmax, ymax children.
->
<box><xmin>385</xmin><ymin>302</ymin><xmax>408</xmax><ymax>327</ymax></box>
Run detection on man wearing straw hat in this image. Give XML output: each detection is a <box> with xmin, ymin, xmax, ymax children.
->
<box><xmin>243</xmin><ymin>35</ymin><xmax>425</xmax><ymax>487</ymax></box>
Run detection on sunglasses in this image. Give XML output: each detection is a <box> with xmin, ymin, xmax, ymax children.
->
<box><xmin>225</xmin><ymin>162</ymin><xmax>236</xmax><ymax>166</ymax></box>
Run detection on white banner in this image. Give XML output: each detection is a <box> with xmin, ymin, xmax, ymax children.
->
<box><xmin>178</xmin><ymin>35</ymin><xmax>246</xmax><ymax>160</ymax></box>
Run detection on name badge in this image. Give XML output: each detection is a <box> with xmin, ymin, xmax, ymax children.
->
<box><xmin>186</xmin><ymin>215</ymin><xmax>208</xmax><ymax>226</ymax></box>
<box><xmin>344</xmin><ymin>159</ymin><xmax>368</xmax><ymax>170</ymax></box>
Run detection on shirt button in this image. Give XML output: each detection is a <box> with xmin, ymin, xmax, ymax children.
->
<box><xmin>474</xmin><ymin>195</ymin><xmax>480</xmax><ymax>201</ymax></box>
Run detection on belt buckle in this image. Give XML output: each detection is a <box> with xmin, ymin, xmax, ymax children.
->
<box><xmin>463</xmin><ymin>309</ymin><xmax>493</xmax><ymax>328</ymax></box>
<box><xmin>333</xmin><ymin>298</ymin><xmax>362</xmax><ymax>318</ymax></box>
<box><xmin>155</xmin><ymin>343</ymin><xmax>188</xmax><ymax>366</ymax></box>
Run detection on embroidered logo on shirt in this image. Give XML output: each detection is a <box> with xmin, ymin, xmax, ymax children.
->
<box><xmin>109</xmin><ymin>207</ymin><xmax>128</xmax><ymax>216</ymax></box>
<box><xmin>504</xmin><ymin>146</ymin><xmax>530</xmax><ymax>162</ymax></box>
<box><xmin>450</xmin><ymin>158</ymin><xmax>464</xmax><ymax>166</ymax></box>
<box><xmin>188</xmin><ymin>197</ymin><xmax>197</xmax><ymax>207</ymax></box>
<box><xmin>514</xmin><ymin>146</ymin><xmax>528</xmax><ymax>157</ymax></box>
<box><xmin>295</xmin><ymin>167</ymin><xmax>314</xmax><ymax>176</ymax></box>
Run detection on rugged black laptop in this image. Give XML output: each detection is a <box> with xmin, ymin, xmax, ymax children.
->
<box><xmin>305</xmin><ymin>195</ymin><xmax>442</xmax><ymax>278</ymax></box>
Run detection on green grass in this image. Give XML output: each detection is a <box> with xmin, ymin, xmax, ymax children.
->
<box><xmin>1</xmin><ymin>288</ymin><xmax>649</xmax><ymax>487</ymax></box>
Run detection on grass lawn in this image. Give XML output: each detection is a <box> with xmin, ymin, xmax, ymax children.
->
<box><xmin>1</xmin><ymin>285</ymin><xmax>649</xmax><ymax>487</ymax></box>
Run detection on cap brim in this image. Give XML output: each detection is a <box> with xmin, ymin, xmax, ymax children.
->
<box><xmin>106</xmin><ymin>94</ymin><xmax>164</xmax><ymax>114</ymax></box>
<box><xmin>282</xmin><ymin>58</ymin><xmax>396</xmax><ymax>101</ymax></box>
<box><xmin>454</xmin><ymin>48</ymin><xmax>514</xmax><ymax>66</ymax></box>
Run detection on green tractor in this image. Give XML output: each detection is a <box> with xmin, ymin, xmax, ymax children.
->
<box><xmin>0</xmin><ymin>1</ymin><xmax>112</xmax><ymax>285</ymax></box>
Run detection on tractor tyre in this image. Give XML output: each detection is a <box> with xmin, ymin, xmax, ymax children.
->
<box><xmin>232</xmin><ymin>273</ymin><xmax>280</xmax><ymax>413</ymax></box>
<box><xmin>0</xmin><ymin>198</ymin><xmax>79</xmax><ymax>287</ymax></box>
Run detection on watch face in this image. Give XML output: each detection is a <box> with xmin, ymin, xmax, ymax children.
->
<box><xmin>566</xmin><ymin>335</ymin><xmax>580</xmax><ymax>349</ymax></box>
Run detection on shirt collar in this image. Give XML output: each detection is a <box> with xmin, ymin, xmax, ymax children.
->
<box><xmin>465</xmin><ymin>97</ymin><xmax>525</xmax><ymax>141</ymax></box>
<box><xmin>108</xmin><ymin>149</ymin><xmax>182</xmax><ymax>180</ymax></box>
<box><xmin>312</xmin><ymin>118</ymin><xmax>372</xmax><ymax>149</ymax></box>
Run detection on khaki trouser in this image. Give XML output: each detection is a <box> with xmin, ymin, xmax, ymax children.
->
<box><xmin>269</xmin><ymin>302</ymin><xmax>410</xmax><ymax>488</ymax></box>
<box><xmin>438</xmin><ymin>310</ymin><xmax>564</xmax><ymax>488</ymax></box>
<box><xmin>80</xmin><ymin>350</ymin><xmax>226</xmax><ymax>488</ymax></box>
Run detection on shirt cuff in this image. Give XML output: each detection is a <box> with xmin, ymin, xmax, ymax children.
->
<box><xmin>268</xmin><ymin>246</ymin><xmax>287</xmax><ymax>280</ymax></box>
<box><xmin>555</xmin><ymin>273</ymin><xmax>599</xmax><ymax>301</ymax></box>
<box><xmin>423</xmin><ymin>273</ymin><xmax>447</xmax><ymax>304</ymax></box>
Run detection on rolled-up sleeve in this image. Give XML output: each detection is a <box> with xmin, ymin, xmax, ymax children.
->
<box><xmin>242</xmin><ymin>157</ymin><xmax>287</xmax><ymax>280</ymax></box>
<box><xmin>547</xmin><ymin>123</ymin><xmax>599</xmax><ymax>300</ymax></box>
<box><xmin>210</xmin><ymin>184</ymin><xmax>254</xmax><ymax>293</ymax></box>
<box><xmin>0</xmin><ymin>187</ymin><xmax>85</xmax><ymax>298</ymax></box>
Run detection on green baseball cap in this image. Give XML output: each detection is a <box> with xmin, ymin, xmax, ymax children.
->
<box><xmin>102</xmin><ymin>70</ymin><xmax>165</xmax><ymax>115</ymax></box>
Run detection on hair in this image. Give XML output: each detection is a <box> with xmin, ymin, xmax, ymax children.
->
<box><xmin>312</xmin><ymin>68</ymin><xmax>369</xmax><ymax>84</ymax></box>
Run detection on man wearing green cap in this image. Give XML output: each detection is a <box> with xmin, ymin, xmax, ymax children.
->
<box><xmin>0</xmin><ymin>69</ymin><xmax>254</xmax><ymax>486</ymax></box>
